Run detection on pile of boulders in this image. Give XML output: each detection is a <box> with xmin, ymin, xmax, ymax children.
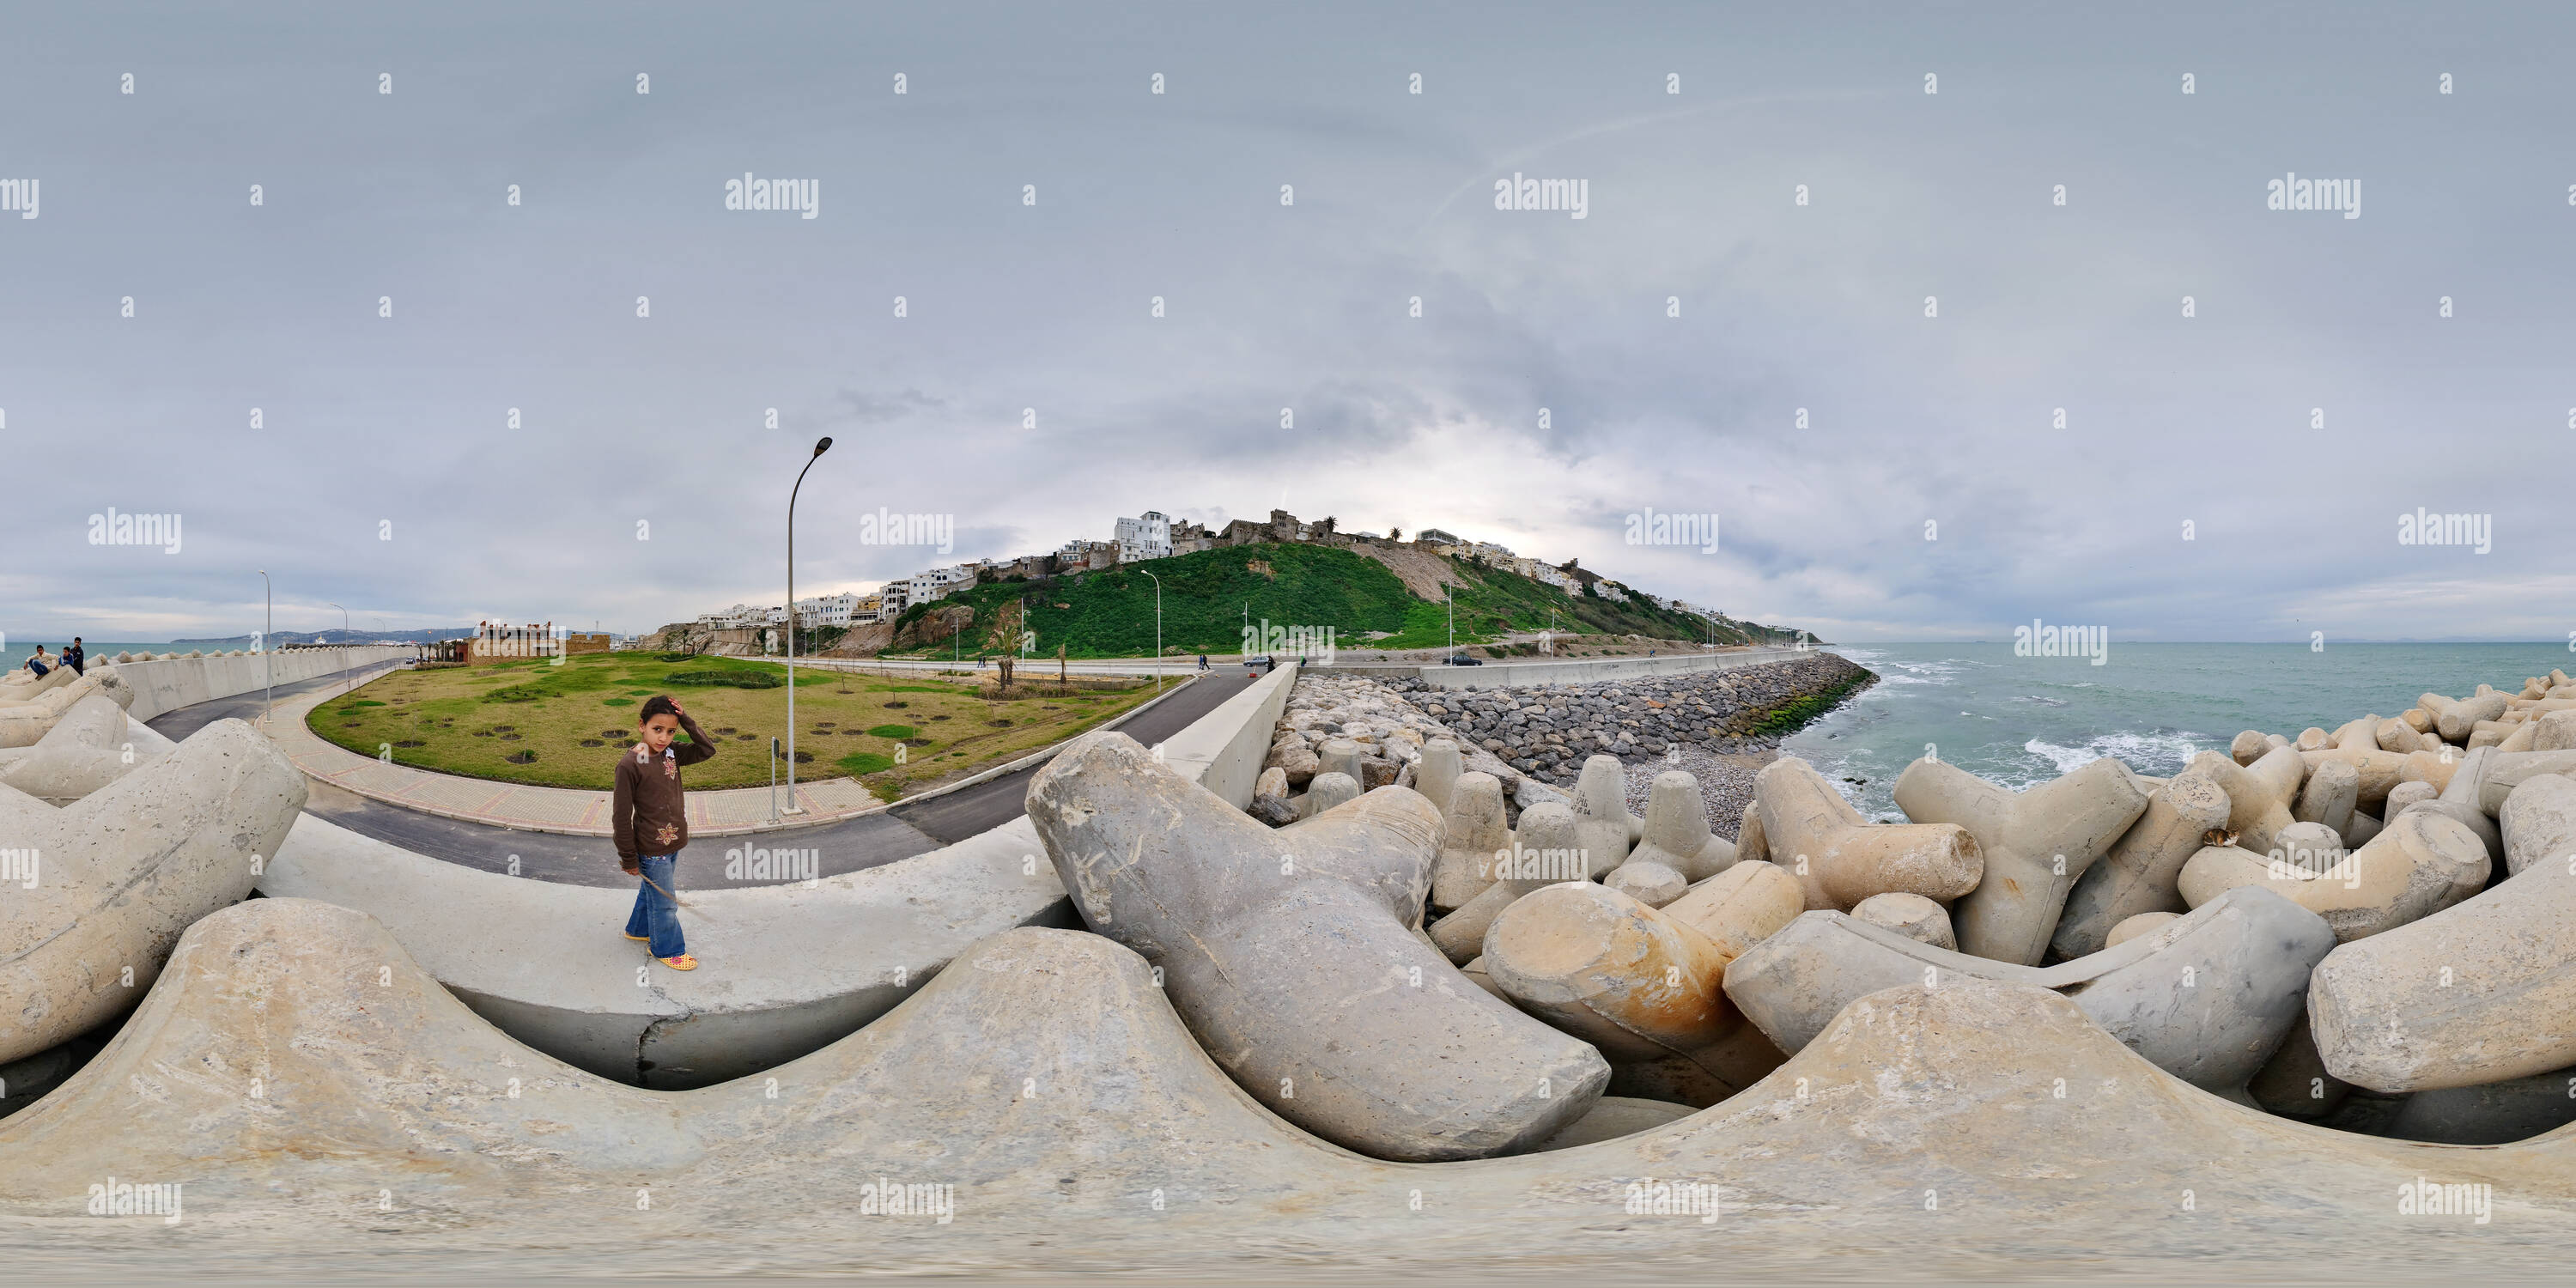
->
<box><xmin>1381</xmin><ymin>652</ymin><xmax>1872</xmax><ymax>779</ymax></box>
<box><xmin>1217</xmin><ymin>665</ymin><xmax>2576</xmax><ymax>1151</ymax></box>
<box><xmin>1252</xmin><ymin>674</ymin><xmax>1543</xmax><ymax>827</ymax></box>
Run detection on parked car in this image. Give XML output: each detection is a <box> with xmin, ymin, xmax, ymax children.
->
<box><xmin>1444</xmin><ymin>653</ymin><xmax>1484</xmax><ymax>666</ymax></box>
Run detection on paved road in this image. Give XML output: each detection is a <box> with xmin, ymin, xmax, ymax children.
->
<box><xmin>152</xmin><ymin>665</ymin><xmax>1255</xmax><ymax>890</ymax></box>
<box><xmin>145</xmin><ymin>659</ymin><xmax>412</xmax><ymax>738</ymax></box>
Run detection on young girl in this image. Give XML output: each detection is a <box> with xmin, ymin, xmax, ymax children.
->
<box><xmin>612</xmin><ymin>695</ymin><xmax>718</xmax><ymax>970</ymax></box>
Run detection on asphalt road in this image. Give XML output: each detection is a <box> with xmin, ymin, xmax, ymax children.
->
<box><xmin>152</xmin><ymin>665</ymin><xmax>1256</xmax><ymax>890</ymax></box>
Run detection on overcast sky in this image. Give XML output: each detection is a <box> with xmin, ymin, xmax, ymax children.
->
<box><xmin>4</xmin><ymin>3</ymin><xmax>2567</xmax><ymax>643</ymax></box>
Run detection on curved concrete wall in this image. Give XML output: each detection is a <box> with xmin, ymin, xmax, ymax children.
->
<box><xmin>253</xmin><ymin>657</ymin><xmax>1306</xmax><ymax>1088</ymax></box>
<box><xmin>115</xmin><ymin>647</ymin><xmax>413</xmax><ymax>723</ymax></box>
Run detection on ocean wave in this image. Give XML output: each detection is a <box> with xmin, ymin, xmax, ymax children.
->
<box><xmin>2020</xmin><ymin>732</ymin><xmax>2204</xmax><ymax>781</ymax></box>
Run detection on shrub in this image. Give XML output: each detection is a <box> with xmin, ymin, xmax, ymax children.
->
<box><xmin>866</xmin><ymin>724</ymin><xmax>917</xmax><ymax>738</ymax></box>
<box><xmin>665</xmin><ymin>669</ymin><xmax>783</xmax><ymax>689</ymax></box>
<box><xmin>838</xmin><ymin>751</ymin><xmax>896</xmax><ymax>775</ymax></box>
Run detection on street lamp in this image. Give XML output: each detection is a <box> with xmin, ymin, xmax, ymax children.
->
<box><xmin>782</xmin><ymin>435</ymin><xmax>832</xmax><ymax>818</ymax></box>
<box><xmin>1139</xmin><ymin>570</ymin><xmax>1162</xmax><ymax>693</ymax></box>
<box><xmin>257</xmin><ymin>570</ymin><xmax>271</xmax><ymax>727</ymax></box>
<box><xmin>327</xmin><ymin>602</ymin><xmax>348</xmax><ymax>694</ymax></box>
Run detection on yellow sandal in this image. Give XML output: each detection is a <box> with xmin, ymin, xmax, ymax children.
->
<box><xmin>658</xmin><ymin>954</ymin><xmax>699</xmax><ymax>971</ymax></box>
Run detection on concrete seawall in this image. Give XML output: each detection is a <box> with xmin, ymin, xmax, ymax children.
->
<box><xmin>1318</xmin><ymin>646</ymin><xmax>1810</xmax><ymax>690</ymax></box>
<box><xmin>113</xmin><ymin>647</ymin><xmax>414</xmax><ymax>723</ymax></box>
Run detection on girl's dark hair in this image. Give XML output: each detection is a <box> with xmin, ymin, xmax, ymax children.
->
<box><xmin>638</xmin><ymin>696</ymin><xmax>681</xmax><ymax>723</ymax></box>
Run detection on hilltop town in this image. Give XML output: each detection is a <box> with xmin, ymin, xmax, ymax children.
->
<box><xmin>663</xmin><ymin>508</ymin><xmax>1760</xmax><ymax>655</ymax></box>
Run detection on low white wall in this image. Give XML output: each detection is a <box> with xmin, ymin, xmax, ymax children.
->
<box><xmin>116</xmin><ymin>647</ymin><xmax>413</xmax><ymax>723</ymax></box>
<box><xmin>1158</xmin><ymin>662</ymin><xmax>1299</xmax><ymax>808</ymax></box>
<box><xmin>1385</xmin><ymin>647</ymin><xmax>1809</xmax><ymax>690</ymax></box>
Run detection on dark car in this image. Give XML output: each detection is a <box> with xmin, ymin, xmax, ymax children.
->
<box><xmin>1443</xmin><ymin>653</ymin><xmax>1484</xmax><ymax>666</ymax></box>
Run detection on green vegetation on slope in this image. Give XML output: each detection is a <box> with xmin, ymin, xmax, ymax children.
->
<box><xmin>881</xmin><ymin>542</ymin><xmax>1804</xmax><ymax>659</ymax></box>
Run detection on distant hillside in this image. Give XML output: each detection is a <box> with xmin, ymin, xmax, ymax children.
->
<box><xmin>175</xmin><ymin>628</ymin><xmax>493</xmax><ymax>646</ymax></box>
<box><xmin>878</xmin><ymin>543</ymin><xmax>1807</xmax><ymax>659</ymax></box>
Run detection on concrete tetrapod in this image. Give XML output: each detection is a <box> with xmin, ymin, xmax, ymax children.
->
<box><xmin>2309</xmin><ymin>826</ymin><xmax>2576</xmax><ymax>1092</ymax></box>
<box><xmin>1026</xmin><ymin>731</ymin><xmax>1607</xmax><ymax>1161</ymax></box>
<box><xmin>1625</xmin><ymin>769</ymin><xmax>1735</xmax><ymax>882</ymax></box>
<box><xmin>0</xmin><ymin>667</ymin><xmax>133</xmax><ymax>749</ymax></box>
<box><xmin>2499</xmin><ymin>773</ymin><xmax>2576</xmax><ymax>877</ymax></box>
<box><xmin>10</xmin><ymin>896</ymin><xmax>2576</xmax><ymax>1271</ymax></box>
<box><xmin>1893</xmin><ymin>756</ymin><xmax>2149</xmax><ymax>964</ymax></box>
<box><xmin>2383</xmin><ymin>1066</ymin><xmax>2576</xmax><ymax>1145</ymax></box>
<box><xmin>1429</xmin><ymin>803</ymin><xmax>1586</xmax><ymax>964</ymax></box>
<box><xmin>1658</xmin><ymin>860</ymin><xmax>1805</xmax><ymax>958</ymax></box>
<box><xmin>2052</xmin><ymin>769</ymin><xmax>2233</xmax><ymax>960</ymax></box>
<box><xmin>1427</xmin><ymin>770</ymin><xmax>1510</xmax><ymax>912</ymax></box>
<box><xmin>0</xmin><ymin>718</ymin><xmax>303</xmax><ymax>1065</ymax></box>
<box><xmin>2191</xmin><ymin>746</ymin><xmax>2304</xmax><ymax>856</ymax></box>
<box><xmin>2177</xmin><ymin>808</ymin><xmax>2488</xmax><ymax>944</ymax></box>
<box><xmin>1415</xmin><ymin>738</ymin><xmax>1462</xmax><ymax>816</ymax></box>
<box><xmin>1571</xmin><ymin>754</ymin><xmax>1637</xmax><ymax>869</ymax></box>
<box><xmin>2449</xmin><ymin>749</ymin><xmax>2576</xmax><ymax>816</ymax></box>
<box><xmin>0</xmin><ymin>693</ymin><xmax>173</xmax><ymax>805</ymax></box>
<box><xmin>1850</xmin><ymin>891</ymin><xmax>1955</xmax><ymax>949</ymax></box>
<box><xmin>1483</xmin><ymin>881</ymin><xmax>1783</xmax><ymax>1100</ymax></box>
<box><xmin>1754</xmin><ymin>756</ymin><xmax>1983</xmax><ymax>912</ymax></box>
<box><xmin>1722</xmin><ymin>884</ymin><xmax>2336</xmax><ymax>1093</ymax></box>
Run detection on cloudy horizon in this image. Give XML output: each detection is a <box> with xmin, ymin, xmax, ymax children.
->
<box><xmin>6</xmin><ymin>3</ymin><xmax>2569</xmax><ymax>646</ymax></box>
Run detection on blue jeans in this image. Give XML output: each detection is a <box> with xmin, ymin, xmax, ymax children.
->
<box><xmin>625</xmin><ymin>854</ymin><xmax>684</xmax><ymax>958</ymax></box>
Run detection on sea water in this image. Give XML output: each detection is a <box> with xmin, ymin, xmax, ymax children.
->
<box><xmin>1790</xmin><ymin>642</ymin><xmax>2574</xmax><ymax>823</ymax></box>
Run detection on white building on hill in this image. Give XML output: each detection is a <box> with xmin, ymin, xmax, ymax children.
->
<box><xmin>1115</xmin><ymin>511</ymin><xmax>1172</xmax><ymax>563</ymax></box>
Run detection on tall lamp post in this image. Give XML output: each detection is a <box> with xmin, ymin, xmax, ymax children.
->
<box><xmin>782</xmin><ymin>435</ymin><xmax>833</xmax><ymax>818</ymax></box>
<box><xmin>257</xmin><ymin>570</ymin><xmax>272</xmax><ymax>728</ymax></box>
<box><xmin>327</xmin><ymin>602</ymin><xmax>348</xmax><ymax>694</ymax></box>
<box><xmin>1139</xmin><ymin>570</ymin><xmax>1161</xmax><ymax>693</ymax></box>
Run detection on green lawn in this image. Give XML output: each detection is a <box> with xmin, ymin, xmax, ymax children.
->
<box><xmin>307</xmin><ymin>653</ymin><xmax>1163</xmax><ymax>799</ymax></box>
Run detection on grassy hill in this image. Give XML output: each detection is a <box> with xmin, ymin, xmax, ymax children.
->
<box><xmin>880</xmin><ymin>544</ymin><xmax>1807</xmax><ymax>659</ymax></box>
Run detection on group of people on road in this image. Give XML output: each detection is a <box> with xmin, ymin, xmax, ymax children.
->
<box><xmin>19</xmin><ymin>638</ymin><xmax>85</xmax><ymax>678</ymax></box>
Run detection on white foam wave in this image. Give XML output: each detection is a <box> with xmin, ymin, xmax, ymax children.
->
<box><xmin>2020</xmin><ymin>732</ymin><xmax>2204</xmax><ymax>781</ymax></box>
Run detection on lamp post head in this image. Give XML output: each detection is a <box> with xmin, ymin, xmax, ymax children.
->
<box><xmin>813</xmin><ymin>436</ymin><xmax>833</xmax><ymax>456</ymax></box>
